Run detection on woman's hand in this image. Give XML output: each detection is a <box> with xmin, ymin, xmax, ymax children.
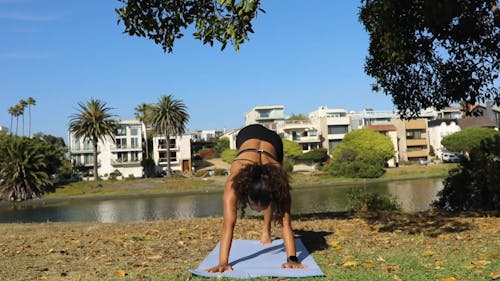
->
<box><xmin>206</xmin><ymin>264</ymin><xmax>233</xmax><ymax>273</ymax></box>
<box><xmin>281</xmin><ymin>261</ymin><xmax>308</xmax><ymax>269</ymax></box>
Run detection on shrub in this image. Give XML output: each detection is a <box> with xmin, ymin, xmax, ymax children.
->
<box><xmin>109</xmin><ymin>169</ymin><xmax>122</xmax><ymax>180</ymax></box>
<box><xmin>221</xmin><ymin>149</ymin><xmax>237</xmax><ymax>163</ymax></box>
<box><xmin>297</xmin><ymin>148</ymin><xmax>328</xmax><ymax>163</ymax></box>
<box><xmin>433</xmin><ymin>134</ymin><xmax>500</xmax><ymax>212</ymax></box>
<box><xmin>281</xmin><ymin>157</ymin><xmax>294</xmax><ymax>174</ymax></box>
<box><xmin>347</xmin><ymin>188</ymin><xmax>401</xmax><ymax>212</ymax></box>
<box><xmin>141</xmin><ymin>158</ymin><xmax>156</xmax><ymax>178</ymax></box>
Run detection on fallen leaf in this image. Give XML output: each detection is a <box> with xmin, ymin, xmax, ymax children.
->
<box><xmin>116</xmin><ymin>269</ymin><xmax>127</xmax><ymax>277</ymax></box>
<box><xmin>491</xmin><ymin>271</ymin><xmax>500</xmax><ymax>279</ymax></box>
<box><xmin>437</xmin><ymin>277</ymin><xmax>456</xmax><ymax>281</ymax></box>
<box><xmin>394</xmin><ymin>274</ymin><xmax>402</xmax><ymax>281</ymax></box>
<box><xmin>342</xmin><ymin>260</ymin><xmax>358</xmax><ymax>267</ymax></box>
<box><xmin>422</xmin><ymin>250</ymin><xmax>435</xmax><ymax>257</ymax></box>
<box><xmin>472</xmin><ymin>260</ymin><xmax>491</xmax><ymax>268</ymax></box>
<box><xmin>148</xmin><ymin>255</ymin><xmax>162</xmax><ymax>261</ymax></box>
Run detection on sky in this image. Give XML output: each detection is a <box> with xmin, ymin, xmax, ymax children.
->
<box><xmin>0</xmin><ymin>0</ymin><xmax>395</xmax><ymax>140</ymax></box>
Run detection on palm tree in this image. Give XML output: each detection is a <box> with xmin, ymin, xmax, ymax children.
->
<box><xmin>0</xmin><ymin>136</ymin><xmax>52</xmax><ymax>201</ymax></box>
<box><xmin>69</xmin><ymin>99</ymin><xmax>117</xmax><ymax>180</ymax></box>
<box><xmin>13</xmin><ymin>104</ymin><xmax>22</xmax><ymax>136</ymax></box>
<box><xmin>18</xmin><ymin>99</ymin><xmax>27</xmax><ymax>136</ymax></box>
<box><xmin>134</xmin><ymin>103</ymin><xmax>152</xmax><ymax>159</ymax></box>
<box><xmin>27</xmin><ymin>97</ymin><xmax>36</xmax><ymax>138</ymax></box>
<box><xmin>7</xmin><ymin>106</ymin><xmax>15</xmax><ymax>135</ymax></box>
<box><xmin>149</xmin><ymin>95</ymin><xmax>189</xmax><ymax>177</ymax></box>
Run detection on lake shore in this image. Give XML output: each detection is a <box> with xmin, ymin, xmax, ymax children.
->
<box><xmin>0</xmin><ymin>163</ymin><xmax>455</xmax><ymax>208</ymax></box>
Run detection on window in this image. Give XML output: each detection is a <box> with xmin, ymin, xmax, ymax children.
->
<box><xmin>329</xmin><ymin>139</ymin><xmax>342</xmax><ymax>149</ymax></box>
<box><xmin>406</xmin><ymin>129</ymin><xmax>425</xmax><ymax>139</ymax></box>
<box><xmin>131</xmin><ymin>137</ymin><xmax>139</xmax><ymax>148</ymax></box>
<box><xmin>328</xmin><ymin>125</ymin><xmax>348</xmax><ymax>135</ymax></box>
<box><xmin>308</xmin><ymin>130</ymin><xmax>317</xmax><ymax>136</ymax></box>
<box><xmin>131</xmin><ymin>152</ymin><xmax>139</xmax><ymax>162</ymax></box>
<box><xmin>84</xmin><ymin>155</ymin><xmax>93</xmax><ymax>165</ymax></box>
<box><xmin>130</xmin><ymin>128</ymin><xmax>138</xmax><ymax>136</ymax></box>
<box><xmin>116</xmin><ymin>126</ymin><xmax>127</xmax><ymax>136</ymax></box>
<box><xmin>117</xmin><ymin>152</ymin><xmax>128</xmax><ymax>162</ymax></box>
<box><xmin>116</xmin><ymin>138</ymin><xmax>127</xmax><ymax>149</ymax></box>
<box><xmin>301</xmin><ymin>143</ymin><xmax>308</xmax><ymax>150</ymax></box>
<box><xmin>170</xmin><ymin>138</ymin><xmax>176</xmax><ymax>148</ymax></box>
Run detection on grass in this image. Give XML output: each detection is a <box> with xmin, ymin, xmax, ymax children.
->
<box><xmin>0</xmin><ymin>212</ymin><xmax>497</xmax><ymax>281</ymax></box>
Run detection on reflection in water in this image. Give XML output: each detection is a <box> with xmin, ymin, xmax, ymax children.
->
<box><xmin>0</xmin><ymin>178</ymin><xmax>443</xmax><ymax>223</ymax></box>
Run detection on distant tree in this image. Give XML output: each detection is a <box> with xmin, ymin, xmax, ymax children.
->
<box><xmin>134</xmin><ymin>102</ymin><xmax>153</xmax><ymax>159</ymax></box>
<box><xmin>221</xmin><ymin>148</ymin><xmax>237</xmax><ymax>163</ymax></box>
<box><xmin>297</xmin><ymin>148</ymin><xmax>328</xmax><ymax>163</ymax></box>
<box><xmin>69</xmin><ymin>99</ymin><xmax>118</xmax><ymax>180</ymax></box>
<box><xmin>214</xmin><ymin>137</ymin><xmax>230</xmax><ymax>156</ymax></box>
<box><xmin>18</xmin><ymin>99</ymin><xmax>27</xmax><ymax>137</ymax></box>
<box><xmin>7</xmin><ymin>106</ymin><xmax>15</xmax><ymax>135</ymax></box>
<box><xmin>116</xmin><ymin>0</ymin><xmax>263</xmax><ymax>53</ymax></box>
<box><xmin>328</xmin><ymin>129</ymin><xmax>394</xmax><ymax>178</ymax></box>
<box><xmin>359</xmin><ymin>0</ymin><xmax>500</xmax><ymax>117</ymax></box>
<box><xmin>0</xmin><ymin>136</ymin><xmax>53</xmax><ymax>201</ymax></box>
<box><xmin>433</xmin><ymin>134</ymin><xmax>500</xmax><ymax>211</ymax></box>
<box><xmin>441</xmin><ymin>127</ymin><xmax>499</xmax><ymax>155</ymax></box>
<box><xmin>149</xmin><ymin>95</ymin><xmax>190</xmax><ymax>177</ymax></box>
<box><xmin>26</xmin><ymin>97</ymin><xmax>36</xmax><ymax>138</ymax></box>
<box><xmin>287</xmin><ymin>114</ymin><xmax>309</xmax><ymax>121</ymax></box>
<box><xmin>32</xmin><ymin>133</ymin><xmax>67</xmax><ymax>176</ymax></box>
<box><xmin>283</xmin><ymin>139</ymin><xmax>303</xmax><ymax>159</ymax></box>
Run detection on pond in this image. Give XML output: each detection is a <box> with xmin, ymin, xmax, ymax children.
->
<box><xmin>0</xmin><ymin>178</ymin><xmax>444</xmax><ymax>223</ymax></box>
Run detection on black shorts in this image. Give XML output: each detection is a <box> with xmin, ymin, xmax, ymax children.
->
<box><xmin>236</xmin><ymin>124</ymin><xmax>284</xmax><ymax>163</ymax></box>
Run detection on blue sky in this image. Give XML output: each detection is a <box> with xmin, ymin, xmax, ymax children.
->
<box><xmin>0</xmin><ymin>0</ymin><xmax>395</xmax><ymax>140</ymax></box>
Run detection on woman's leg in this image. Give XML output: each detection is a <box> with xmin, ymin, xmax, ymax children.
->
<box><xmin>261</xmin><ymin>204</ymin><xmax>272</xmax><ymax>244</ymax></box>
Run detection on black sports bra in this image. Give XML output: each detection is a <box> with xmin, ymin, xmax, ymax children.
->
<box><xmin>234</xmin><ymin>148</ymin><xmax>279</xmax><ymax>165</ymax></box>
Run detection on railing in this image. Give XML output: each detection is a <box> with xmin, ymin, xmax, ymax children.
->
<box><xmin>111</xmin><ymin>159</ymin><xmax>141</xmax><ymax>166</ymax></box>
<box><xmin>110</xmin><ymin>144</ymin><xmax>142</xmax><ymax>151</ymax></box>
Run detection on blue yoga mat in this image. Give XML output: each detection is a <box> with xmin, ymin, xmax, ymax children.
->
<box><xmin>189</xmin><ymin>238</ymin><xmax>325</xmax><ymax>279</ymax></box>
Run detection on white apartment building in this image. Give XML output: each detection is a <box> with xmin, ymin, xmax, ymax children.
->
<box><xmin>309</xmin><ymin>106</ymin><xmax>351</xmax><ymax>153</ymax></box>
<box><xmin>152</xmin><ymin>134</ymin><xmax>192</xmax><ymax>174</ymax></box>
<box><xmin>428</xmin><ymin>119</ymin><xmax>461</xmax><ymax>158</ymax></box>
<box><xmin>245</xmin><ymin>105</ymin><xmax>285</xmax><ymax>131</ymax></box>
<box><xmin>69</xmin><ymin>120</ymin><xmax>145</xmax><ymax>179</ymax></box>
<box><xmin>0</xmin><ymin>125</ymin><xmax>8</xmax><ymax>134</ymax></box>
<box><xmin>282</xmin><ymin>120</ymin><xmax>321</xmax><ymax>153</ymax></box>
<box><xmin>350</xmin><ymin>108</ymin><xmax>395</xmax><ymax>130</ymax></box>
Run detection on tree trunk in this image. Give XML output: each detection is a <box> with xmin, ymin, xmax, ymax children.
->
<box><xmin>93</xmin><ymin>139</ymin><xmax>99</xmax><ymax>180</ymax></box>
<box><xmin>166</xmin><ymin>133</ymin><xmax>172</xmax><ymax>177</ymax></box>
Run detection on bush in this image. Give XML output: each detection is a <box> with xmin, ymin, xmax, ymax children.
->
<box><xmin>347</xmin><ymin>188</ymin><xmax>401</xmax><ymax>212</ymax></box>
<box><xmin>282</xmin><ymin>157</ymin><xmax>294</xmax><ymax>174</ymax></box>
<box><xmin>433</xmin><ymin>134</ymin><xmax>500</xmax><ymax>212</ymax></box>
<box><xmin>221</xmin><ymin>149</ymin><xmax>237</xmax><ymax>163</ymax></box>
<box><xmin>297</xmin><ymin>148</ymin><xmax>328</xmax><ymax>163</ymax></box>
<box><xmin>109</xmin><ymin>169</ymin><xmax>122</xmax><ymax>180</ymax></box>
<box><xmin>141</xmin><ymin>158</ymin><xmax>156</xmax><ymax>178</ymax></box>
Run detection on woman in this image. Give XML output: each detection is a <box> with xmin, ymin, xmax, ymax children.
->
<box><xmin>206</xmin><ymin>124</ymin><xmax>307</xmax><ymax>273</ymax></box>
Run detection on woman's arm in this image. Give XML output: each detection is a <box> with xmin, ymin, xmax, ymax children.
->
<box><xmin>281</xmin><ymin>194</ymin><xmax>307</xmax><ymax>269</ymax></box>
<box><xmin>206</xmin><ymin>170</ymin><xmax>238</xmax><ymax>273</ymax></box>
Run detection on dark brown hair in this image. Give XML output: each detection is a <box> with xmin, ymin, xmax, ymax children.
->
<box><xmin>231</xmin><ymin>163</ymin><xmax>291</xmax><ymax>223</ymax></box>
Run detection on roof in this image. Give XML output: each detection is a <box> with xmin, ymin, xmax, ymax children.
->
<box><xmin>428</xmin><ymin>119</ymin><xmax>458</xmax><ymax>127</ymax></box>
<box><xmin>457</xmin><ymin>117</ymin><xmax>498</xmax><ymax>129</ymax></box>
<box><xmin>365</xmin><ymin>124</ymin><xmax>397</xmax><ymax>131</ymax></box>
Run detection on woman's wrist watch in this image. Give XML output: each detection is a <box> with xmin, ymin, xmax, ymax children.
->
<box><xmin>287</xmin><ymin>255</ymin><xmax>299</xmax><ymax>263</ymax></box>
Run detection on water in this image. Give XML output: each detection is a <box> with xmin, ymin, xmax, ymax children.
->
<box><xmin>0</xmin><ymin>178</ymin><xmax>443</xmax><ymax>223</ymax></box>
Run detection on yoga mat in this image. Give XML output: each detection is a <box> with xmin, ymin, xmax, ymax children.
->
<box><xmin>189</xmin><ymin>238</ymin><xmax>325</xmax><ymax>279</ymax></box>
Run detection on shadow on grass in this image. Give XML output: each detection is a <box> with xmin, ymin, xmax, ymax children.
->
<box><xmin>294</xmin><ymin>229</ymin><xmax>332</xmax><ymax>254</ymax></box>
<box><xmin>293</xmin><ymin>211</ymin><xmax>498</xmax><ymax>238</ymax></box>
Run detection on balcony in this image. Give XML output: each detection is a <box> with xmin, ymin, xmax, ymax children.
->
<box><xmin>157</xmin><ymin>144</ymin><xmax>179</xmax><ymax>151</ymax></box>
<box><xmin>158</xmin><ymin>158</ymin><xmax>179</xmax><ymax>165</ymax></box>
<box><xmin>406</xmin><ymin>139</ymin><xmax>428</xmax><ymax>146</ymax></box>
<box><xmin>71</xmin><ymin>147</ymin><xmax>97</xmax><ymax>154</ymax></box>
<box><xmin>111</xmin><ymin>159</ymin><xmax>141</xmax><ymax>167</ymax></box>
<box><xmin>292</xmin><ymin>136</ymin><xmax>321</xmax><ymax>143</ymax></box>
<box><xmin>406</xmin><ymin>150</ymin><xmax>428</xmax><ymax>158</ymax></box>
<box><xmin>110</xmin><ymin>144</ymin><xmax>142</xmax><ymax>152</ymax></box>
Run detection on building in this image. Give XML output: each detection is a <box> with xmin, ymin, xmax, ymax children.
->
<box><xmin>350</xmin><ymin>108</ymin><xmax>395</xmax><ymax>130</ymax></box>
<box><xmin>457</xmin><ymin>116</ymin><xmax>498</xmax><ymax>130</ymax></box>
<box><xmin>282</xmin><ymin>120</ymin><xmax>321</xmax><ymax>153</ymax></box>
<box><xmin>392</xmin><ymin>118</ymin><xmax>430</xmax><ymax>162</ymax></box>
<box><xmin>365</xmin><ymin>124</ymin><xmax>399</xmax><ymax>167</ymax></box>
<box><xmin>245</xmin><ymin>105</ymin><xmax>285</xmax><ymax>131</ymax></box>
<box><xmin>427</xmin><ymin>119</ymin><xmax>461</xmax><ymax>158</ymax></box>
<box><xmin>309</xmin><ymin>106</ymin><xmax>351</xmax><ymax>153</ymax></box>
<box><xmin>69</xmin><ymin>120</ymin><xmax>145</xmax><ymax>179</ymax></box>
<box><xmin>0</xmin><ymin>125</ymin><xmax>8</xmax><ymax>134</ymax></box>
<box><xmin>152</xmin><ymin>134</ymin><xmax>192</xmax><ymax>174</ymax></box>
<box><xmin>436</xmin><ymin>106</ymin><xmax>463</xmax><ymax>120</ymax></box>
